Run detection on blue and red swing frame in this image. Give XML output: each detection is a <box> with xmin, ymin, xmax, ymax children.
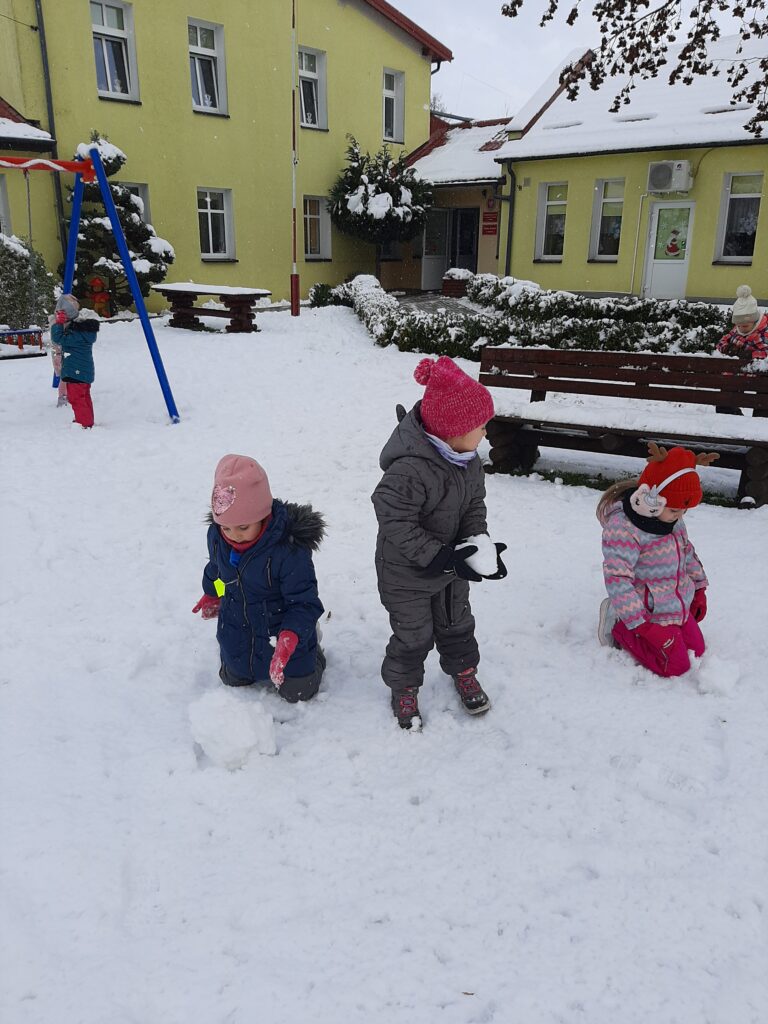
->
<box><xmin>0</xmin><ymin>148</ymin><xmax>180</xmax><ymax>422</ymax></box>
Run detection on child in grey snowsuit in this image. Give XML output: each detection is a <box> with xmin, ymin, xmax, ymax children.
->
<box><xmin>371</xmin><ymin>356</ymin><xmax>507</xmax><ymax>730</ymax></box>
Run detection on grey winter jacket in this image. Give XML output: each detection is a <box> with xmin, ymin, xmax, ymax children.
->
<box><xmin>371</xmin><ymin>402</ymin><xmax>488</xmax><ymax>571</ymax></box>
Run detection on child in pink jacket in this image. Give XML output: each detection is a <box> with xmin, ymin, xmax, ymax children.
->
<box><xmin>596</xmin><ymin>444</ymin><xmax>717</xmax><ymax>678</ymax></box>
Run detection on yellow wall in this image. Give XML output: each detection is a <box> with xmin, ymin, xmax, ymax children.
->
<box><xmin>499</xmin><ymin>145</ymin><xmax>768</xmax><ymax>301</ymax></box>
<box><xmin>1</xmin><ymin>0</ymin><xmax>437</xmax><ymax>303</ymax></box>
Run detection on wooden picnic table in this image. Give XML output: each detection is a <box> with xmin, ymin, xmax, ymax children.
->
<box><xmin>152</xmin><ymin>283</ymin><xmax>272</xmax><ymax>333</ymax></box>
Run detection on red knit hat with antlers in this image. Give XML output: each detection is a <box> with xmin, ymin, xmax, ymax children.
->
<box><xmin>637</xmin><ymin>444</ymin><xmax>716</xmax><ymax>509</ymax></box>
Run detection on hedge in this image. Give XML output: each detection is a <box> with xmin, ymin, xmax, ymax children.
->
<box><xmin>310</xmin><ymin>273</ymin><xmax>731</xmax><ymax>360</ymax></box>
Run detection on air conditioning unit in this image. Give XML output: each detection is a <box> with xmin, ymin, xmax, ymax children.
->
<box><xmin>647</xmin><ymin>160</ymin><xmax>693</xmax><ymax>193</ymax></box>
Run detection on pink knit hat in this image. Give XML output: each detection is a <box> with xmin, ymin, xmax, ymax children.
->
<box><xmin>414</xmin><ymin>356</ymin><xmax>495</xmax><ymax>440</ymax></box>
<box><xmin>211</xmin><ymin>454</ymin><xmax>273</xmax><ymax>526</ymax></box>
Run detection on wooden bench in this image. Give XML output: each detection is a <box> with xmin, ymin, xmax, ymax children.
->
<box><xmin>478</xmin><ymin>346</ymin><xmax>768</xmax><ymax>507</ymax></box>
<box><xmin>152</xmin><ymin>283</ymin><xmax>272</xmax><ymax>333</ymax></box>
<box><xmin>0</xmin><ymin>328</ymin><xmax>46</xmax><ymax>358</ymax></box>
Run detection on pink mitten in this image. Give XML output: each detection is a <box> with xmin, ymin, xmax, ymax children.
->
<box><xmin>690</xmin><ymin>589</ymin><xmax>707</xmax><ymax>622</ymax></box>
<box><xmin>192</xmin><ymin>594</ymin><xmax>221</xmax><ymax>620</ymax></box>
<box><xmin>269</xmin><ymin>630</ymin><xmax>299</xmax><ymax>686</ymax></box>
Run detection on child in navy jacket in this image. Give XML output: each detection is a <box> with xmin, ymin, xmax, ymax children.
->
<box><xmin>193</xmin><ymin>454</ymin><xmax>326</xmax><ymax>703</ymax></box>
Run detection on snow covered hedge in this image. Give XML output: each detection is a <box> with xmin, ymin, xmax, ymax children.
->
<box><xmin>466</xmin><ymin>273</ymin><xmax>729</xmax><ymax>354</ymax></box>
<box><xmin>310</xmin><ymin>273</ymin><xmax>731</xmax><ymax>360</ymax></box>
<box><xmin>0</xmin><ymin>233</ymin><xmax>56</xmax><ymax>330</ymax></box>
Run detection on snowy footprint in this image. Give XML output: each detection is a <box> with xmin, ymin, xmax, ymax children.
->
<box><xmin>189</xmin><ymin>689</ymin><xmax>277</xmax><ymax>768</ymax></box>
<box><xmin>693</xmin><ymin>654</ymin><xmax>741</xmax><ymax>697</ymax></box>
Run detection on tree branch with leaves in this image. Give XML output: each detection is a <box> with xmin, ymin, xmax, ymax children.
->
<box><xmin>501</xmin><ymin>0</ymin><xmax>767</xmax><ymax>136</ymax></box>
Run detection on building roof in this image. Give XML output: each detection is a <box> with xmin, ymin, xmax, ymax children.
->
<box><xmin>362</xmin><ymin>0</ymin><xmax>452</xmax><ymax>62</ymax></box>
<box><xmin>409</xmin><ymin>117</ymin><xmax>512</xmax><ymax>184</ymax></box>
<box><xmin>0</xmin><ymin>97</ymin><xmax>52</xmax><ymax>149</ymax></box>
<box><xmin>496</xmin><ymin>35</ymin><xmax>765</xmax><ymax>162</ymax></box>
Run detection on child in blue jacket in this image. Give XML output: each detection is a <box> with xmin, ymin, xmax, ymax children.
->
<box><xmin>193</xmin><ymin>454</ymin><xmax>326</xmax><ymax>703</ymax></box>
<box><xmin>50</xmin><ymin>294</ymin><xmax>99</xmax><ymax>428</ymax></box>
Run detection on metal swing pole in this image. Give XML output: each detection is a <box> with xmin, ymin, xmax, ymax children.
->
<box><xmin>62</xmin><ymin>171</ymin><xmax>85</xmax><ymax>293</ymax></box>
<box><xmin>289</xmin><ymin>0</ymin><xmax>300</xmax><ymax>316</ymax></box>
<box><xmin>88</xmin><ymin>146</ymin><xmax>180</xmax><ymax>423</ymax></box>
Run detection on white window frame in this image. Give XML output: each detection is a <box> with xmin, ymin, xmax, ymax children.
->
<box><xmin>0</xmin><ymin>175</ymin><xmax>11</xmax><ymax>235</ymax></box>
<box><xmin>298</xmin><ymin>48</ymin><xmax>327</xmax><ymax>130</ymax></box>
<box><xmin>120</xmin><ymin>182</ymin><xmax>151</xmax><ymax>223</ymax></box>
<box><xmin>90</xmin><ymin>1</ymin><xmax>140</xmax><ymax>102</ymax></box>
<box><xmin>589</xmin><ymin>178</ymin><xmax>624</xmax><ymax>261</ymax></box>
<box><xmin>535</xmin><ymin>182</ymin><xmax>568</xmax><ymax>261</ymax></box>
<box><xmin>188</xmin><ymin>19</ymin><xmax>228</xmax><ymax>114</ymax></box>
<box><xmin>197</xmin><ymin>188</ymin><xmax>234</xmax><ymax>260</ymax></box>
<box><xmin>383</xmin><ymin>68</ymin><xmax>405</xmax><ymax>143</ymax></box>
<box><xmin>303</xmin><ymin>196</ymin><xmax>332</xmax><ymax>260</ymax></box>
<box><xmin>715</xmin><ymin>171</ymin><xmax>763</xmax><ymax>263</ymax></box>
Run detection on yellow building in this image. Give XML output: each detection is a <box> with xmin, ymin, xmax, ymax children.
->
<box><xmin>0</xmin><ymin>0</ymin><xmax>451</xmax><ymax>301</ymax></box>
<box><xmin>494</xmin><ymin>37</ymin><xmax>767</xmax><ymax>304</ymax></box>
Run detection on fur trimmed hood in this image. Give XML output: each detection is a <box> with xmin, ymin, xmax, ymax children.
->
<box><xmin>206</xmin><ymin>499</ymin><xmax>325</xmax><ymax>550</ymax></box>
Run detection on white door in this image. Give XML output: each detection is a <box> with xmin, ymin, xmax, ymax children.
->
<box><xmin>642</xmin><ymin>202</ymin><xmax>695</xmax><ymax>299</ymax></box>
<box><xmin>421</xmin><ymin>208</ymin><xmax>449</xmax><ymax>290</ymax></box>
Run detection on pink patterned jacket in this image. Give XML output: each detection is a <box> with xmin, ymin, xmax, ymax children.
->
<box><xmin>601</xmin><ymin>500</ymin><xmax>707</xmax><ymax>629</ymax></box>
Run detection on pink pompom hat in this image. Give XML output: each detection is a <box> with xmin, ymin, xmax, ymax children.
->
<box><xmin>211</xmin><ymin>454</ymin><xmax>273</xmax><ymax>526</ymax></box>
<box><xmin>414</xmin><ymin>356</ymin><xmax>495</xmax><ymax>440</ymax></box>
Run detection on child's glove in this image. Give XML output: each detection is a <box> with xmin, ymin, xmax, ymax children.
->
<box><xmin>690</xmin><ymin>589</ymin><xmax>707</xmax><ymax>622</ymax></box>
<box><xmin>269</xmin><ymin>630</ymin><xmax>299</xmax><ymax>686</ymax></box>
<box><xmin>192</xmin><ymin>594</ymin><xmax>221</xmax><ymax>619</ymax></box>
<box><xmin>55</xmin><ymin>310</ymin><xmax>68</xmax><ymax>324</ymax></box>
<box><xmin>421</xmin><ymin>545</ymin><xmax>483</xmax><ymax>582</ymax></box>
<box><xmin>636</xmin><ymin>621</ymin><xmax>677</xmax><ymax>651</ymax></box>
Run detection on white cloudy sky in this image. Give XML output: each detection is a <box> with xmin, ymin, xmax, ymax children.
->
<box><xmin>392</xmin><ymin>0</ymin><xmax>599</xmax><ymax>119</ymax></box>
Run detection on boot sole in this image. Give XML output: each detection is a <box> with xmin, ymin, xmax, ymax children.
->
<box><xmin>598</xmin><ymin>599</ymin><xmax>619</xmax><ymax>648</ymax></box>
<box><xmin>461</xmin><ymin>699</ymin><xmax>491</xmax><ymax>716</ymax></box>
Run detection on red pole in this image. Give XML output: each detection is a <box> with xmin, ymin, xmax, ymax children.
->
<box><xmin>290</xmin><ymin>0</ymin><xmax>300</xmax><ymax>316</ymax></box>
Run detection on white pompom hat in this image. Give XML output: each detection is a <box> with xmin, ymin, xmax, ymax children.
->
<box><xmin>731</xmin><ymin>284</ymin><xmax>760</xmax><ymax>325</ymax></box>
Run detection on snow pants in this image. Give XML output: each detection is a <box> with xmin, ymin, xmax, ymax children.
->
<box><xmin>613</xmin><ymin>616</ymin><xmax>705</xmax><ymax>678</ymax></box>
<box><xmin>65</xmin><ymin>380</ymin><xmax>94</xmax><ymax>428</ymax></box>
<box><xmin>219</xmin><ymin>646</ymin><xmax>326</xmax><ymax>703</ymax></box>
<box><xmin>376</xmin><ymin>564</ymin><xmax>479</xmax><ymax>691</ymax></box>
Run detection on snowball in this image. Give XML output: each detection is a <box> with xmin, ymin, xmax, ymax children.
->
<box><xmin>189</xmin><ymin>690</ymin><xmax>277</xmax><ymax>769</ymax></box>
<box><xmin>456</xmin><ymin>534</ymin><xmax>498</xmax><ymax>576</ymax></box>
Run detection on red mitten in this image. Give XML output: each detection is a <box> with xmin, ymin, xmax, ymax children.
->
<box><xmin>269</xmin><ymin>630</ymin><xmax>299</xmax><ymax>686</ymax></box>
<box><xmin>636</xmin><ymin>621</ymin><xmax>677</xmax><ymax>651</ymax></box>
<box><xmin>690</xmin><ymin>589</ymin><xmax>707</xmax><ymax>622</ymax></box>
<box><xmin>192</xmin><ymin>594</ymin><xmax>221</xmax><ymax>620</ymax></box>
<box><xmin>55</xmin><ymin>310</ymin><xmax>68</xmax><ymax>324</ymax></box>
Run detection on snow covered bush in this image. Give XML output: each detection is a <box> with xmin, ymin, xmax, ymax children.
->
<box><xmin>308</xmin><ymin>281</ymin><xmax>354</xmax><ymax>308</ymax></box>
<box><xmin>465</xmin><ymin>273</ymin><xmax>729</xmax><ymax>354</ymax></box>
<box><xmin>328</xmin><ymin>137</ymin><xmax>432</xmax><ymax>245</ymax></box>
<box><xmin>0</xmin><ymin>233</ymin><xmax>55</xmax><ymax>329</ymax></box>
<box><xmin>61</xmin><ymin>132</ymin><xmax>174</xmax><ymax>314</ymax></box>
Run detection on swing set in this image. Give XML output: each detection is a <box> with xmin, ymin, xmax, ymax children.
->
<box><xmin>0</xmin><ymin>145</ymin><xmax>179</xmax><ymax>422</ymax></box>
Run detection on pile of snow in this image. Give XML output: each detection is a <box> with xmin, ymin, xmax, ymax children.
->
<box><xmin>189</xmin><ymin>690</ymin><xmax>277</xmax><ymax>767</ymax></box>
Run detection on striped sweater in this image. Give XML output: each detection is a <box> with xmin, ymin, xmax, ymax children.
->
<box><xmin>601</xmin><ymin>501</ymin><xmax>707</xmax><ymax>629</ymax></box>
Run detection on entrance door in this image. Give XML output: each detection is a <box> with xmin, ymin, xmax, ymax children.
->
<box><xmin>451</xmin><ymin>208</ymin><xmax>479</xmax><ymax>272</ymax></box>
<box><xmin>421</xmin><ymin>208</ymin><xmax>449</xmax><ymax>290</ymax></box>
<box><xmin>642</xmin><ymin>202</ymin><xmax>695</xmax><ymax>299</ymax></box>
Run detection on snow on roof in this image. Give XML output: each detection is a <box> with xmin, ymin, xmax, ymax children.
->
<box><xmin>497</xmin><ymin>35</ymin><xmax>766</xmax><ymax>161</ymax></box>
<box><xmin>0</xmin><ymin>117</ymin><xmax>51</xmax><ymax>144</ymax></box>
<box><xmin>410</xmin><ymin>119</ymin><xmax>512</xmax><ymax>185</ymax></box>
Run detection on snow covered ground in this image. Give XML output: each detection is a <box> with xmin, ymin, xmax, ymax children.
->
<box><xmin>2</xmin><ymin>308</ymin><xmax>766</xmax><ymax>1024</ymax></box>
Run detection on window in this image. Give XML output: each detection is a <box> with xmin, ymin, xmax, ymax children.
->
<box><xmin>299</xmin><ymin>48</ymin><xmax>327</xmax><ymax>129</ymax></box>
<box><xmin>120</xmin><ymin>182</ymin><xmax>151</xmax><ymax>222</ymax></box>
<box><xmin>188</xmin><ymin>20</ymin><xmax>227</xmax><ymax>113</ymax></box>
<box><xmin>590</xmin><ymin>179</ymin><xmax>624</xmax><ymax>259</ymax></box>
<box><xmin>197</xmin><ymin>188</ymin><xmax>234</xmax><ymax>259</ymax></box>
<box><xmin>716</xmin><ymin>172</ymin><xmax>763</xmax><ymax>262</ymax></box>
<box><xmin>383</xmin><ymin>69</ymin><xmax>404</xmax><ymax>143</ymax></box>
<box><xmin>91</xmin><ymin>1</ymin><xmax>139</xmax><ymax>101</ymax></box>
<box><xmin>303</xmin><ymin>196</ymin><xmax>332</xmax><ymax>259</ymax></box>
<box><xmin>536</xmin><ymin>183</ymin><xmax>568</xmax><ymax>259</ymax></box>
<box><xmin>0</xmin><ymin>175</ymin><xmax>10</xmax><ymax>235</ymax></box>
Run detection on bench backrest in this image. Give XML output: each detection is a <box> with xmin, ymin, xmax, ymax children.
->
<box><xmin>479</xmin><ymin>346</ymin><xmax>768</xmax><ymax>411</ymax></box>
